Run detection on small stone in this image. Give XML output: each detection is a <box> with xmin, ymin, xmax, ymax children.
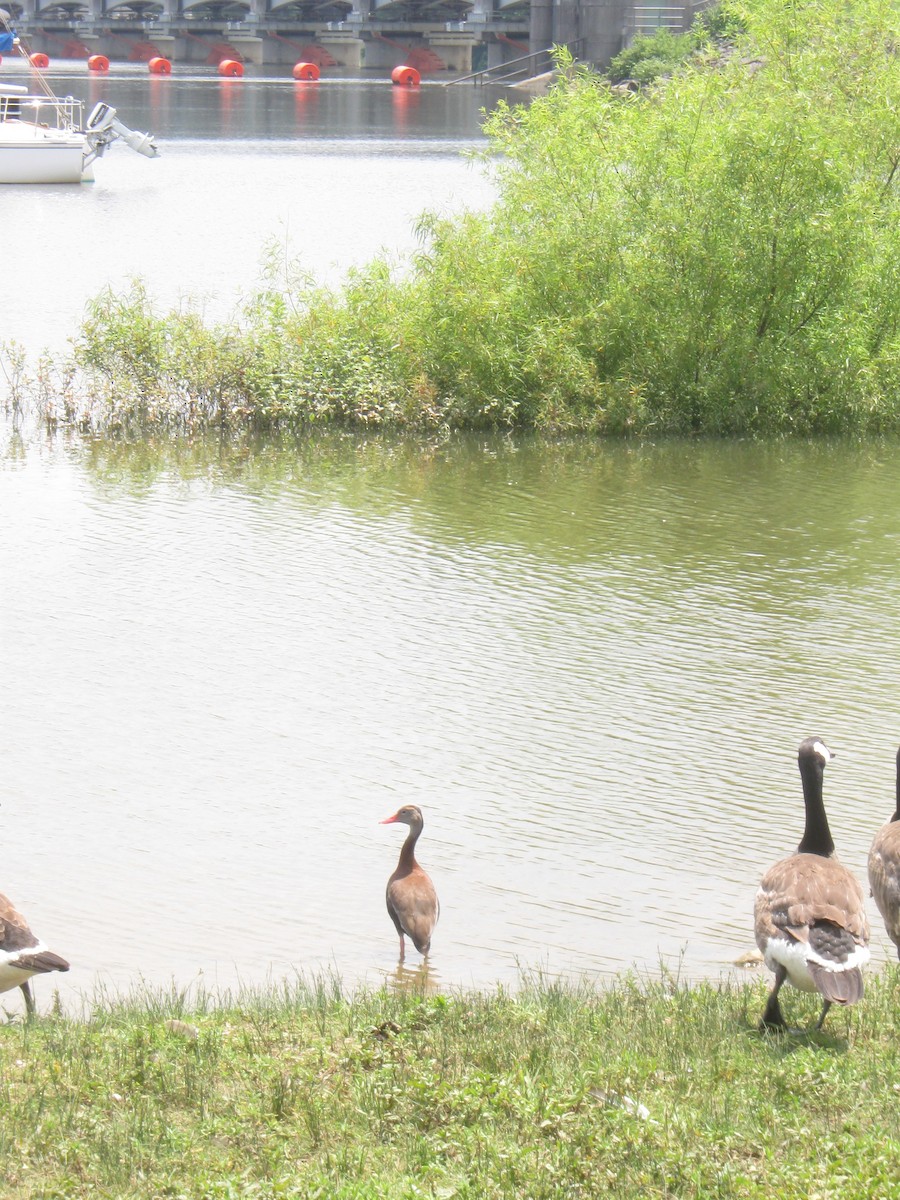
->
<box><xmin>734</xmin><ymin>949</ymin><xmax>764</xmax><ymax>968</ymax></box>
<box><xmin>164</xmin><ymin>1019</ymin><xmax>200</xmax><ymax>1040</ymax></box>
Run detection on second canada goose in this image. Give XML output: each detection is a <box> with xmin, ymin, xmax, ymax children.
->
<box><xmin>867</xmin><ymin>747</ymin><xmax>900</xmax><ymax>957</ymax></box>
<box><xmin>754</xmin><ymin>737</ymin><xmax>869</xmax><ymax>1031</ymax></box>
<box><xmin>380</xmin><ymin>805</ymin><xmax>439</xmax><ymax>960</ymax></box>
<box><xmin>0</xmin><ymin>889</ymin><xmax>69</xmax><ymax>1016</ymax></box>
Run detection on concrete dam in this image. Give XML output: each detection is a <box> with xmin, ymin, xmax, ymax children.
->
<box><xmin>8</xmin><ymin>0</ymin><xmax>703</xmax><ymax>76</ymax></box>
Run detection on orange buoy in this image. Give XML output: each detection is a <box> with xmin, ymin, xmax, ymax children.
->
<box><xmin>87</xmin><ymin>54</ymin><xmax>110</xmax><ymax>72</ymax></box>
<box><xmin>29</xmin><ymin>52</ymin><xmax>49</xmax><ymax>69</ymax></box>
<box><xmin>148</xmin><ymin>56</ymin><xmax>171</xmax><ymax>75</ymax></box>
<box><xmin>218</xmin><ymin>58</ymin><xmax>243</xmax><ymax>77</ymax></box>
<box><xmin>391</xmin><ymin>65</ymin><xmax>421</xmax><ymax>87</ymax></box>
<box><xmin>292</xmin><ymin>61</ymin><xmax>320</xmax><ymax>81</ymax></box>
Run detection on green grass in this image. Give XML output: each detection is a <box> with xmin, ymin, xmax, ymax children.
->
<box><xmin>4</xmin><ymin>970</ymin><xmax>900</xmax><ymax>1198</ymax></box>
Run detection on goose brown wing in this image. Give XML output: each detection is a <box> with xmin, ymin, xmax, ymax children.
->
<box><xmin>756</xmin><ymin>854</ymin><xmax>869</xmax><ymax>949</ymax></box>
<box><xmin>0</xmin><ymin>892</ymin><xmax>41</xmax><ymax>954</ymax></box>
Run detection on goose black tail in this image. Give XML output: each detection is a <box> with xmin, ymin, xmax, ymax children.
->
<box><xmin>808</xmin><ymin>962</ymin><xmax>863</xmax><ymax>1005</ymax></box>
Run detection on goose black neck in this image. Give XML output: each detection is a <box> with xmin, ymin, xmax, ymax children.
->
<box><xmin>797</xmin><ymin>753</ymin><xmax>834</xmax><ymax>857</ymax></box>
<box><xmin>892</xmin><ymin>747</ymin><xmax>900</xmax><ymax>823</ymax></box>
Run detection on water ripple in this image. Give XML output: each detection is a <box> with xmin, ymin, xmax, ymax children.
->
<box><xmin>1</xmin><ymin>432</ymin><xmax>900</xmax><ymax>1001</ymax></box>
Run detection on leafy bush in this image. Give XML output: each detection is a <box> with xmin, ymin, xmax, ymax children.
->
<box><xmin>399</xmin><ymin>0</ymin><xmax>900</xmax><ymax>434</ymax></box>
<box><xmin>693</xmin><ymin>0</ymin><xmax>746</xmax><ymax>40</ymax></box>
<box><xmin>607</xmin><ymin>29</ymin><xmax>700</xmax><ymax>85</ymax></box>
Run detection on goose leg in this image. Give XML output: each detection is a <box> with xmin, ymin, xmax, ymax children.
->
<box><xmin>398</xmin><ymin>935</ymin><xmax>406</xmax><ymax>962</ymax></box>
<box><xmin>20</xmin><ymin>982</ymin><xmax>35</xmax><ymax>1018</ymax></box>
<box><xmin>814</xmin><ymin>999</ymin><xmax>832</xmax><ymax>1031</ymax></box>
<box><xmin>759</xmin><ymin>964</ymin><xmax>788</xmax><ymax>1031</ymax></box>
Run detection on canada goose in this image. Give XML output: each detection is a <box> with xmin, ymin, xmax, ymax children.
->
<box><xmin>380</xmin><ymin>805</ymin><xmax>439</xmax><ymax>960</ymax></box>
<box><xmin>0</xmin><ymin>889</ymin><xmax>69</xmax><ymax>1016</ymax></box>
<box><xmin>754</xmin><ymin>737</ymin><xmax>869</xmax><ymax>1031</ymax></box>
<box><xmin>867</xmin><ymin>747</ymin><xmax>900</xmax><ymax>956</ymax></box>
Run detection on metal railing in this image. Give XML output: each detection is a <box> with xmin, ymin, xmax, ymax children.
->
<box><xmin>445</xmin><ymin>38</ymin><xmax>582</xmax><ymax>85</ymax></box>
<box><xmin>0</xmin><ymin>92</ymin><xmax>85</xmax><ymax>131</ymax></box>
<box><xmin>627</xmin><ymin>4</ymin><xmax>686</xmax><ymax>34</ymax></box>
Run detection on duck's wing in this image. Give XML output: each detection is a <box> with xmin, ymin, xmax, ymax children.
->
<box><xmin>387</xmin><ymin>869</ymin><xmax>439</xmax><ymax>954</ymax></box>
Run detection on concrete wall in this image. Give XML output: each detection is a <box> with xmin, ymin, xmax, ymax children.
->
<box><xmin>527</xmin><ymin>0</ymin><xmax>629</xmax><ymax>68</ymax></box>
<box><xmin>13</xmin><ymin>0</ymin><xmax>654</xmax><ymax>72</ymax></box>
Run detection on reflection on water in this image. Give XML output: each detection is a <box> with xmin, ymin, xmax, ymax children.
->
<box><xmin>1</xmin><ymin>60</ymin><xmax>503</xmax><ymax>142</ymax></box>
<box><xmin>2</xmin><ymin>425</ymin><xmax>900</xmax><ymax>1007</ymax></box>
<box><xmin>384</xmin><ymin>958</ymin><xmax>442</xmax><ymax>997</ymax></box>
<box><xmin>0</xmin><ymin>67</ymin><xmax>501</xmax><ymax>357</ymax></box>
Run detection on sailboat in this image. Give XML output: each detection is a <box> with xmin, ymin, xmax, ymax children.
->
<box><xmin>0</xmin><ymin>9</ymin><xmax>159</xmax><ymax>183</ymax></box>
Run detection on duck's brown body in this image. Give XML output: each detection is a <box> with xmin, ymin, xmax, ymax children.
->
<box><xmin>381</xmin><ymin>805</ymin><xmax>439</xmax><ymax>960</ymax></box>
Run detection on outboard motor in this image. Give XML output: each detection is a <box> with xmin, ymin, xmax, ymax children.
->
<box><xmin>84</xmin><ymin>101</ymin><xmax>160</xmax><ymax>165</ymax></box>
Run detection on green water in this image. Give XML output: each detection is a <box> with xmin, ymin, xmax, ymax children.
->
<box><xmin>2</xmin><ymin>427</ymin><xmax>899</xmax><ymax>1003</ymax></box>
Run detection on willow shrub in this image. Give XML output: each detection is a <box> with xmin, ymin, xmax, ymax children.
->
<box><xmin>66</xmin><ymin>0</ymin><xmax>900</xmax><ymax>435</ymax></box>
<box><xmin>70</xmin><ymin>269</ymin><xmax>431</xmax><ymax>434</ymax></box>
<box><xmin>399</xmin><ymin>0</ymin><xmax>900</xmax><ymax>434</ymax></box>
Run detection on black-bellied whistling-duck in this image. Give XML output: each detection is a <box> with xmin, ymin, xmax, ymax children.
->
<box><xmin>380</xmin><ymin>805</ymin><xmax>439</xmax><ymax>960</ymax></box>
<box><xmin>755</xmin><ymin>737</ymin><xmax>869</xmax><ymax>1032</ymax></box>
<box><xmin>0</xmin><ymin>889</ymin><xmax>69</xmax><ymax>1016</ymax></box>
<box><xmin>868</xmin><ymin>747</ymin><xmax>900</xmax><ymax>957</ymax></box>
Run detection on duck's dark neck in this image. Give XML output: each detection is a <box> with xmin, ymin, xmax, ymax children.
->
<box><xmin>797</xmin><ymin>755</ymin><xmax>834</xmax><ymax>857</ymax></box>
<box><xmin>397</xmin><ymin>824</ymin><xmax>421</xmax><ymax>871</ymax></box>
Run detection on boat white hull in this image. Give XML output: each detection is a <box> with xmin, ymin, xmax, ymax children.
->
<box><xmin>0</xmin><ymin>128</ymin><xmax>87</xmax><ymax>184</ymax></box>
